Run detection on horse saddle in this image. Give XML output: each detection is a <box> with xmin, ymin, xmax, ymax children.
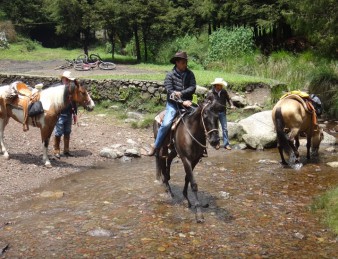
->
<box><xmin>280</xmin><ymin>93</ymin><xmax>318</xmax><ymax>126</ymax></box>
<box><xmin>6</xmin><ymin>81</ymin><xmax>42</xmax><ymax>131</ymax></box>
<box><xmin>155</xmin><ymin>109</ymin><xmax>186</xmax><ymax>131</ymax></box>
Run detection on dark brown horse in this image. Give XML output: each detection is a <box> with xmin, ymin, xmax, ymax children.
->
<box><xmin>153</xmin><ymin>94</ymin><xmax>221</xmax><ymax>223</ymax></box>
<box><xmin>272</xmin><ymin>95</ymin><xmax>323</xmax><ymax>167</ymax></box>
<box><xmin>0</xmin><ymin>81</ymin><xmax>95</xmax><ymax>167</ymax></box>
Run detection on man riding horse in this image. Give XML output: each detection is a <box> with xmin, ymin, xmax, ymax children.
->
<box><xmin>147</xmin><ymin>51</ymin><xmax>196</xmax><ymax>156</ymax></box>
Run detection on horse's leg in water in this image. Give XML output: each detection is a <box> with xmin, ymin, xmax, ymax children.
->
<box><xmin>163</xmin><ymin>148</ymin><xmax>177</xmax><ymax>197</ymax></box>
<box><xmin>295</xmin><ymin>135</ymin><xmax>300</xmax><ymax>150</ymax></box>
<box><xmin>288</xmin><ymin>130</ymin><xmax>300</xmax><ymax>163</ymax></box>
<box><xmin>182</xmin><ymin>156</ymin><xmax>204</xmax><ymax>223</ymax></box>
<box><xmin>0</xmin><ymin>117</ymin><xmax>9</xmax><ymax>159</ymax></box>
<box><xmin>277</xmin><ymin>143</ymin><xmax>288</xmax><ymax>165</ymax></box>
<box><xmin>306</xmin><ymin>134</ymin><xmax>311</xmax><ymax>159</ymax></box>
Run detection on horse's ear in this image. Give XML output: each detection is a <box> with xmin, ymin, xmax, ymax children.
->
<box><xmin>204</xmin><ymin>92</ymin><xmax>214</xmax><ymax>103</ymax></box>
<box><xmin>74</xmin><ymin>79</ymin><xmax>80</xmax><ymax>87</ymax></box>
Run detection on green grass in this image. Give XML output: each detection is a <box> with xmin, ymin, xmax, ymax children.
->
<box><xmin>0</xmin><ymin>42</ymin><xmax>275</xmax><ymax>88</ymax></box>
<box><xmin>312</xmin><ymin>187</ymin><xmax>338</xmax><ymax>234</ymax></box>
<box><xmin>84</xmin><ymin>64</ymin><xmax>274</xmax><ymax>87</ymax></box>
<box><xmin>0</xmin><ymin>42</ymin><xmax>136</xmax><ymax>63</ymax></box>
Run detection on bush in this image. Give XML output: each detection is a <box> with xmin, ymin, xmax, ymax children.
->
<box><xmin>308</xmin><ymin>68</ymin><xmax>338</xmax><ymax>119</ymax></box>
<box><xmin>21</xmin><ymin>38</ymin><xmax>41</xmax><ymax>52</ymax></box>
<box><xmin>0</xmin><ymin>21</ymin><xmax>16</xmax><ymax>42</ymax></box>
<box><xmin>207</xmin><ymin>27</ymin><xmax>255</xmax><ymax>62</ymax></box>
<box><xmin>155</xmin><ymin>34</ymin><xmax>208</xmax><ymax>69</ymax></box>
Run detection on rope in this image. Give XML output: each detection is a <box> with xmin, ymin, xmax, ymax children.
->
<box><xmin>171</xmin><ymin>94</ymin><xmax>218</xmax><ymax>148</ymax></box>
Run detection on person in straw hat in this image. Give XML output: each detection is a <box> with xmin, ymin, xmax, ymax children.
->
<box><xmin>147</xmin><ymin>51</ymin><xmax>196</xmax><ymax>156</ymax></box>
<box><xmin>53</xmin><ymin>71</ymin><xmax>78</xmax><ymax>158</ymax></box>
<box><xmin>210</xmin><ymin>78</ymin><xmax>235</xmax><ymax>150</ymax></box>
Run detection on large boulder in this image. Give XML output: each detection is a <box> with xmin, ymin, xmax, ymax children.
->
<box><xmin>237</xmin><ymin>110</ymin><xmax>276</xmax><ymax>150</ymax></box>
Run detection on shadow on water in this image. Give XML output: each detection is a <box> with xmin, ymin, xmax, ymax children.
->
<box><xmin>0</xmin><ymin>145</ymin><xmax>337</xmax><ymax>258</ymax></box>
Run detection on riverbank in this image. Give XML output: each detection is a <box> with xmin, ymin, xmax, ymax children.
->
<box><xmin>0</xmin><ymin>112</ymin><xmax>151</xmax><ymax>197</ymax></box>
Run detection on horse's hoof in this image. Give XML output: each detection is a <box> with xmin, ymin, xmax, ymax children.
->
<box><xmin>195</xmin><ymin>215</ymin><xmax>205</xmax><ymax>223</ymax></box>
<box><xmin>3</xmin><ymin>154</ymin><xmax>9</xmax><ymax>160</ymax></box>
<box><xmin>293</xmin><ymin>163</ymin><xmax>303</xmax><ymax>170</ymax></box>
<box><xmin>44</xmin><ymin>163</ymin><xmax>52</xmax><ymax>168</ymax></box>
<box><xmin>202</xmin><ymin>203</ymin><xmax>209</xmax><ymax>208</ymax></box>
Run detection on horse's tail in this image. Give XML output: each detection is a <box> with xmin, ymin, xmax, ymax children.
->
<box><xmin>275</xmin><ymin>107</ymin><xmax>292</xmax><ymax>155</ymax></box>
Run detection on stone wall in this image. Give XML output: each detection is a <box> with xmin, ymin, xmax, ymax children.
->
<box><xmin>0</xmin><ymin>74</ymin><xmax>167</xmax><ymax>102</ymax></box>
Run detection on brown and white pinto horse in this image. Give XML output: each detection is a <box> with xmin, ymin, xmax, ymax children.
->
<box><xmin>0</xmin><ymin>81</ymin><xmax>95</xmax><ymax>167</ymax></box>
<box><xmin>272</xmin><ymin>95</ymin><xmax>323</xmax><ymax>167</ymax></box>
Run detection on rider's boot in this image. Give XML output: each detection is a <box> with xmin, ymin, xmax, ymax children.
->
<box><xmin>147</xmin><ymin>144</ymin><xmax>158</xmax><ymax>156</ymax></box>
<box><xmin>63</xmin><ymin>134</ymin><xmax>73</xmax><ymax>157</ymax></box>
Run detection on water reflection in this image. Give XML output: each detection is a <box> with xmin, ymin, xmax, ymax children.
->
<box><xmin>0</xmin><ymin>147</ymin><xmax>337</xmax><ymax>258</ymax></box>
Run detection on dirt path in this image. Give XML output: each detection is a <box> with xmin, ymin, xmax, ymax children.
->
<box><xmin>0</xmin><ymin>59</ymin><xmax>163</xmax><ymax>78</ymax></box>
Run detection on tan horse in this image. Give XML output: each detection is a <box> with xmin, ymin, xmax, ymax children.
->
<box><xmin>0</xmin><ymin>81</ymin><xmax>95</xmax><ymax>167</ymax></box>
<box><xmin>272</xmin><ymin>95</ymin><xmax>323</xmax><ymax>166</ymax></box>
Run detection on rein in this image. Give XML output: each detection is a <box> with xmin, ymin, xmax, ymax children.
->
<box><xmin>173</xmin><ymin>94</ymin><xmax>218</xmax><ymax>148</ymax></box>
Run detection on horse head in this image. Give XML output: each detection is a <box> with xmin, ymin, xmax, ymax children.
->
<box><xmin>72</xmin><ymin>80</ymin><xmax>95</xmax><ymax>111</ymax></box>
<box><xmin>201</xmin><ymin>94</ymin><xmax>221</xmax><ymax>149</ymax></box>
<box><xmin>311</xmin><ymin>125</ymin><xmax>324</xmax><ymax>156</ymax></box>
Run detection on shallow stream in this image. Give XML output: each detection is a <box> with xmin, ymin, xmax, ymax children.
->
<box><xmin>0</xmin><ymin>145</ymin><xmax>337</xmax><ymax>258</ymax></box>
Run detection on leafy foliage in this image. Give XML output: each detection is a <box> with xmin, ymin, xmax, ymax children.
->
<box><xmin>207</xmin><ymin>27</ymin><xmax>255</xmax><ymax>62</ymax></box>
<box><xmin>308</xmin><ymin>69</ymin><xmax>338</xmax><ymax>119</ymax></box>
<box><xmin>285</xmin><ymin>0</ymin><xmax>338</xmax><ymax>58</ymax></box>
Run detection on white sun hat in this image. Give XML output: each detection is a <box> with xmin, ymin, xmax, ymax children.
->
<box><xmin>210</xmin><ymin>78</ymin><xmax>228</xmax><ymax>87</ymax></box>
<box><xmin>60</xmin><ymin>71</ymin><xmax>75</xmax><ymax>81</ymax></box>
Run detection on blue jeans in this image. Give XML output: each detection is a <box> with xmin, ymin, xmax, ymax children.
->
<box><xmin>218</xmin><ymin>111</ymin><xmax>230</xmax><ymax>147</ymax></box>
<box><xmin>54</xmin><ymin>114</ymin><xmax>72</xmax><ymax>137</ymax></box>
<box><xmin>154</xmin><ymin>102</ymin><xmax>178</xmax><ymax>149</ymax></box>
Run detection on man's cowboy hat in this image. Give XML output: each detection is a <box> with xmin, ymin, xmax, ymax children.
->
<box><xmin>170</xmin><ymin>51</ymin><xmax>188</xmax><ymax>64</ymax></box>
<box><xmin>210</xmin><ymin>78</ymin><xmax>228</xmax><ymax>87</ymax></box>
<box><xmin>60</xmin><ymin>71</ymin><xmax>75</xmax><ymax>81</ymax></box>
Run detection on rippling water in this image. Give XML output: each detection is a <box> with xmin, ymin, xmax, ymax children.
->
<box><xmin>0</xmin><ymin>145</ymin><xmax>337</xmax><ymax>258</ymax></box>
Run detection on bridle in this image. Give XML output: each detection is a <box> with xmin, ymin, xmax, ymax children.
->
<box><xmin>67</xmin><ymin>81</ymin><xmax>92</xmax><ymax>109</ymax></box>
<box><xmin>173</xmin><ymin>94</ymin><xmax>218</xmax><ymax>148</ymax></box>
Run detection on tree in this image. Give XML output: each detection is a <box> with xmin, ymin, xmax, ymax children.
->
<box><xmin>95</xmin><ymin>0</ymin><xmax>132</xmax><ymax>59</ymax></box>
<box><xmin>2</xmin><ymin>0</ymin><xmax>48</xmax><ymax>25</ymax></box>
<box><xmin>44</xmin><ymin>0</ymin><xmax>99</xmax><ymax>54</ymax></box>
<box><xmin>285</xmin><ymin>0</ymin><xmax>338</xmax><ymax>57</ymax></box>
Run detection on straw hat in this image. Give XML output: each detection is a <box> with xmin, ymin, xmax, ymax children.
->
<box><xmin>170</xmin><ymin>51</ymin><xmax>188</xmax><ymax>64</ymax></box>
<box><xmin>210</xmin><ymin>78</ymin><xmax>228</xmax><ymax>88</ymax></box>
<box><xmin>60</xmin><ymin>71</ymin><xmax>75</xmax><ymax>81</ymax></box>
<box><xmin>34</xmin><ymin>83</ymin><xmax>43</xmax><ymax>90</ymax></box>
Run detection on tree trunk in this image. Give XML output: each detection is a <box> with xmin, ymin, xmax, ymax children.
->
<box><xmin>83</xmin><ymin>27</ymin><xmax>90</xmax><ymax>56</ymax></box>
<box><xmin>108</xmin><ymin>28</ymin><xmax>115</xmax><ymax>59</ymax></box>
<box><xmin>143</xmin><ymin>28</ymin><xmax>148</xmax><ymax>62</ymax></box>
<box><xmin>133</xmin><ymin>23</ymin><xmax>141</xmax><ymax>63</ymax></box>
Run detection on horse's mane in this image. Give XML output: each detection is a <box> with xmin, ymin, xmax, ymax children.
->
<box><xmin>0</xmin><ymin>84</ymin><xmax>11</xmax><ymax>97</ymax></box>
<box><xmin>39</xmin><ymin>84</ymin><xmax>67</xmax><ymax>110</ymax></box>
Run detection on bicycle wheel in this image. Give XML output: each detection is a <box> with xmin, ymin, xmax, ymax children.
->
<box><xmin>76</xmin><ymin>54</ymin><xmax>88</xmax><ymax>63</ymax></box>
<box><xmin>89</xmin><ymin>53</ymin><xmax>102</xmax><ymax>62</ymax></box>
<box><xmin>74</xmin><ymin>63</ymin><xmax>91</xmax><ymax>71</ymax></box>
<box><xmin>99</xmin><ymin>62</ymin><xmax>116</xmax><ymax>70</ymax></box>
